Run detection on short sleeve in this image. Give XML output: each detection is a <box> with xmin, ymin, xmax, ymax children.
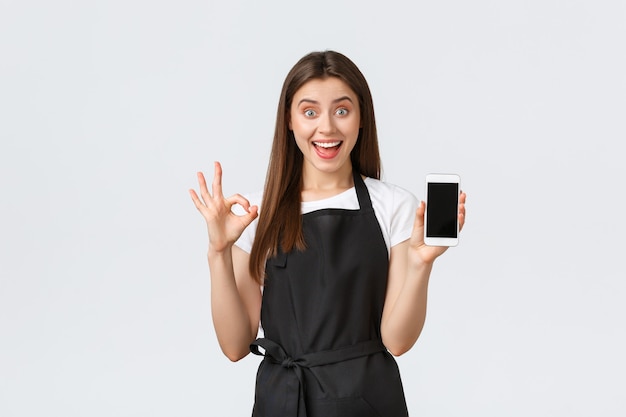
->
<box><xmin>364</xmin><ymin>178</ymin><xmax>419</xmax><ymax>253</ymax></box>
<box><xmin>389</xmin><ymin>185</ymin><xmax>420</xmax><ymax>247</ymax></box>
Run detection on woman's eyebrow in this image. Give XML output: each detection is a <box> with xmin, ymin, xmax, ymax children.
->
<box><xmin>297</xmin><ymin>96</ymin><xmax>354</xmax><ymax>106</ymax></box>
<box><xmin>333</xmin><ymin>96</ymin><xmax>354</xmax><ymax>104</ymax></box>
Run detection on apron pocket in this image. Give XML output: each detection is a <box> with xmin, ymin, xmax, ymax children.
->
<box><xmin>309</xmin><ymin>396</ymin><xmax>382</xmax><ymax>417</ymax></box>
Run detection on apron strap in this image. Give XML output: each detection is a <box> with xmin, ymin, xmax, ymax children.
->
<box><xmin>352</xmin><ymin>170</ymin><xmax>374</xmax><ymax>212</ymax></box>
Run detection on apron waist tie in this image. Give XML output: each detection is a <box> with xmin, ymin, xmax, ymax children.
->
<box><xmin>250</xmin><ymin>338</ymin><xmax>386</xmax><ymax>416</ymax></box>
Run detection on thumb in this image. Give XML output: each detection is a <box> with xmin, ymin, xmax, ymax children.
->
<box><xmin>410</xmin><ymin>202</ymin><xmax>426</xmax><ymax>246</ymax></box>
<box><xmin>413</xmin><ymin>201</ymin><xmax>425</xmax><ymax>231</ymax></box>
<box><xmin>240</xmin><ymin>205</ymin><xmax>259</xmax><ymax>228</ymax></box>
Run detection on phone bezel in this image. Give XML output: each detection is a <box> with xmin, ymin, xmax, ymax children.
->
<box><xmin>424</xmin><ymin>173</ymin><xmax>460</xmax><ymax>247</ymax></box>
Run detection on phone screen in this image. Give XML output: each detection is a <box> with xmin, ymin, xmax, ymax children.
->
<box><xmin>426</xmin><ymin>182</ymin><xmax>459</xmax><ymax>238</ymax></box>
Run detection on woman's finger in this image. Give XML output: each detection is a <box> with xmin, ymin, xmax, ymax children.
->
<box><xmin>410</xmin><ymin>201</ymin><xmax>426</xmax><ymax>244</ymax></box>
<box><xmin>226</xmin><ymin>193</ymin><xmax>253</xmax><ymax>212</ymax></box>
<box><xmin>458</xmin><ymin>192</ymin><xmax>467</xmax><ymax>231</ymax></box>
<box><xmin>239</xmin><ymin>205</ymin><xmax>259</xmax><ymax>228</ymax></box>
<box><xmin>197</xmin><ymin>171</ymin><xmax>211</xmax><ymax>204</ymax></box>
<box><xmin>414</xmin><ymin>201</ymin><xmax>425</xmax><ymax>229</ymax></box>
<box><xmin>189</xmin><ymin>189</ymin><xmax>205</xmax><ymax>211</ymax></box>
<box><xmin>458</xmin><ymin>208</ymin><xmax>465</xmax><ymax>231</ymax></box>
<box><xmin>212</xmin><ymin>161</ymin><xmax>224</xmax><ymax>199</ymax></box>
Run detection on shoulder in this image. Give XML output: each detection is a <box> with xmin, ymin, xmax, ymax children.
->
<box><xmin>364</xmin><ymin>177</ymin><xmax>419</xmax><ymax>207</ymax></box>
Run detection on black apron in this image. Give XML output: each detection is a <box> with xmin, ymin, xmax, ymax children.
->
<box><xmin>250</xmin><ymin>171</ymin><xmax>409</xmax><ymax>417</ymax></box>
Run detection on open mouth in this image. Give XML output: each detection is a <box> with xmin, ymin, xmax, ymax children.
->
<box><xmin>312</xmin><ymin>141</ymin><xmax>343</xmax><ymax>159</ymax></box>
<box><xmin>313</xmin><ymin>141</ymin><xmax>342</xmax><ymax>150</ymax></box>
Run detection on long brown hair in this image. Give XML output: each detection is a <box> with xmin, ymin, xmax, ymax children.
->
<box><xmin>249</xmin><ymin>50</ymin><xmax>382</xmax><ymax>282</ymax></box>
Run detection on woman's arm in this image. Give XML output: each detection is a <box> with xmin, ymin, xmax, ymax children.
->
<box><xmin>380</xmin><ymin>194</ymin><xmax>466</xmax><ymax>356</ymax></box>
<box><xmin>208</xmin><ymin>245</ymin><xmax>261</xmax><ymax>361</ymax></box>
<box><xmin>190</xmin><ymin>162</ymin><xmax>261</xmax><ymax>361</ymax></box>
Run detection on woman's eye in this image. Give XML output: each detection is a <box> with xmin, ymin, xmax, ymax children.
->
<box><xmin>336</xmin><ymin>108</ymin><xmax>348</xmax><ymax>116</ymax></box>
<box><xmin>304</xmin><ymin>109</ymin><xmax>316</xmax><ymax>117</ymax></box>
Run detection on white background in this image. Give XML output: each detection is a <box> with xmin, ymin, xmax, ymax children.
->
<box><xmin>1</xmin><ymin>1</ymin><xmax>625</xmax><ymax>416</ymax></box>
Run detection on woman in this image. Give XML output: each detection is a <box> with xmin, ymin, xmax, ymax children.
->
<box><xmin>190</xmin><ymin>50</ymin><xmax>466</xmax><ymax>417</ymax></box>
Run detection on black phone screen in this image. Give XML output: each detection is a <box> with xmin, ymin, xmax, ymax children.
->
<box><xmin>426</xmin><ymin>182</ymin><xmax>459</xmax><ymax>238</ymax></box>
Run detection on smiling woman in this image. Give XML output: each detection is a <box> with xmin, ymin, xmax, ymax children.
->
<box><xmin>189</xmin><ymin>50</ymin><xmax>467</xmax><ymax>417</ymax></box>
<box><xmin>290</xmin><ymin>77</ymin><xmax>362</xmax><ymax>200</ymax></box>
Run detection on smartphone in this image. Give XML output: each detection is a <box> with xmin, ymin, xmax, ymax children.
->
<box><xmin>424</xmin><ymin>174</ymin><xmax>460</xmax><ymax>247</ymax></box>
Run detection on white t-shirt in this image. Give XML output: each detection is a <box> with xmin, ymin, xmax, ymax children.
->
<box><xmin>234</xmin><ymin>177</ymin><xmax>419</xmax><ymax>256</ymax></box>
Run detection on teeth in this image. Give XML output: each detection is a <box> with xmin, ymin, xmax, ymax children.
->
<box><xmin>314</xmin><ymin>141</ymin><xmax>341</xmax><ymax>148</ymax></box>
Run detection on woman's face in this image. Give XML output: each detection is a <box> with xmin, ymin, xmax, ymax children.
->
<box><xmin>289</xmin><ymin>77</ymin><xmax>361</xmax><ymax>179</ymax></box>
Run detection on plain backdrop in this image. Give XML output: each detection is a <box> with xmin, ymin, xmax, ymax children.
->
<box><xmin>1</xmin><ymin>1</ymin><xmax>625</xmax><ymax>416</ymax></box>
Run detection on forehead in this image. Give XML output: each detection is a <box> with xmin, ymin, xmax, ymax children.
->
<box><xmin>293</xmin><ymin>77</ymin><xmax>358</xmax><ymax>101</ymax></box>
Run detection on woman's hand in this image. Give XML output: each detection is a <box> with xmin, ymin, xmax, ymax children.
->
<box><xmin>189</xmin><ymin>161</ymin><xmax>258</xmax><ymax>253</ymax></box>
<box><xmin>408</xmin><ymin>191</ymin><xmax>467</xmax><ymax>265</ymax></box>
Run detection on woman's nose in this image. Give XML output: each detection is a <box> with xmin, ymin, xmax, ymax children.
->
<box><xmin>317</xmin><ymin>112</ymin><xmax>336</xmax><ymax>135</ymax></box>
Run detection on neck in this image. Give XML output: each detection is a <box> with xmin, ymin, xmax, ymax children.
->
<box><xmin>301</xmin><ymin>164</ymin><xmax>354</xmax><ymax>202</ymax></box>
